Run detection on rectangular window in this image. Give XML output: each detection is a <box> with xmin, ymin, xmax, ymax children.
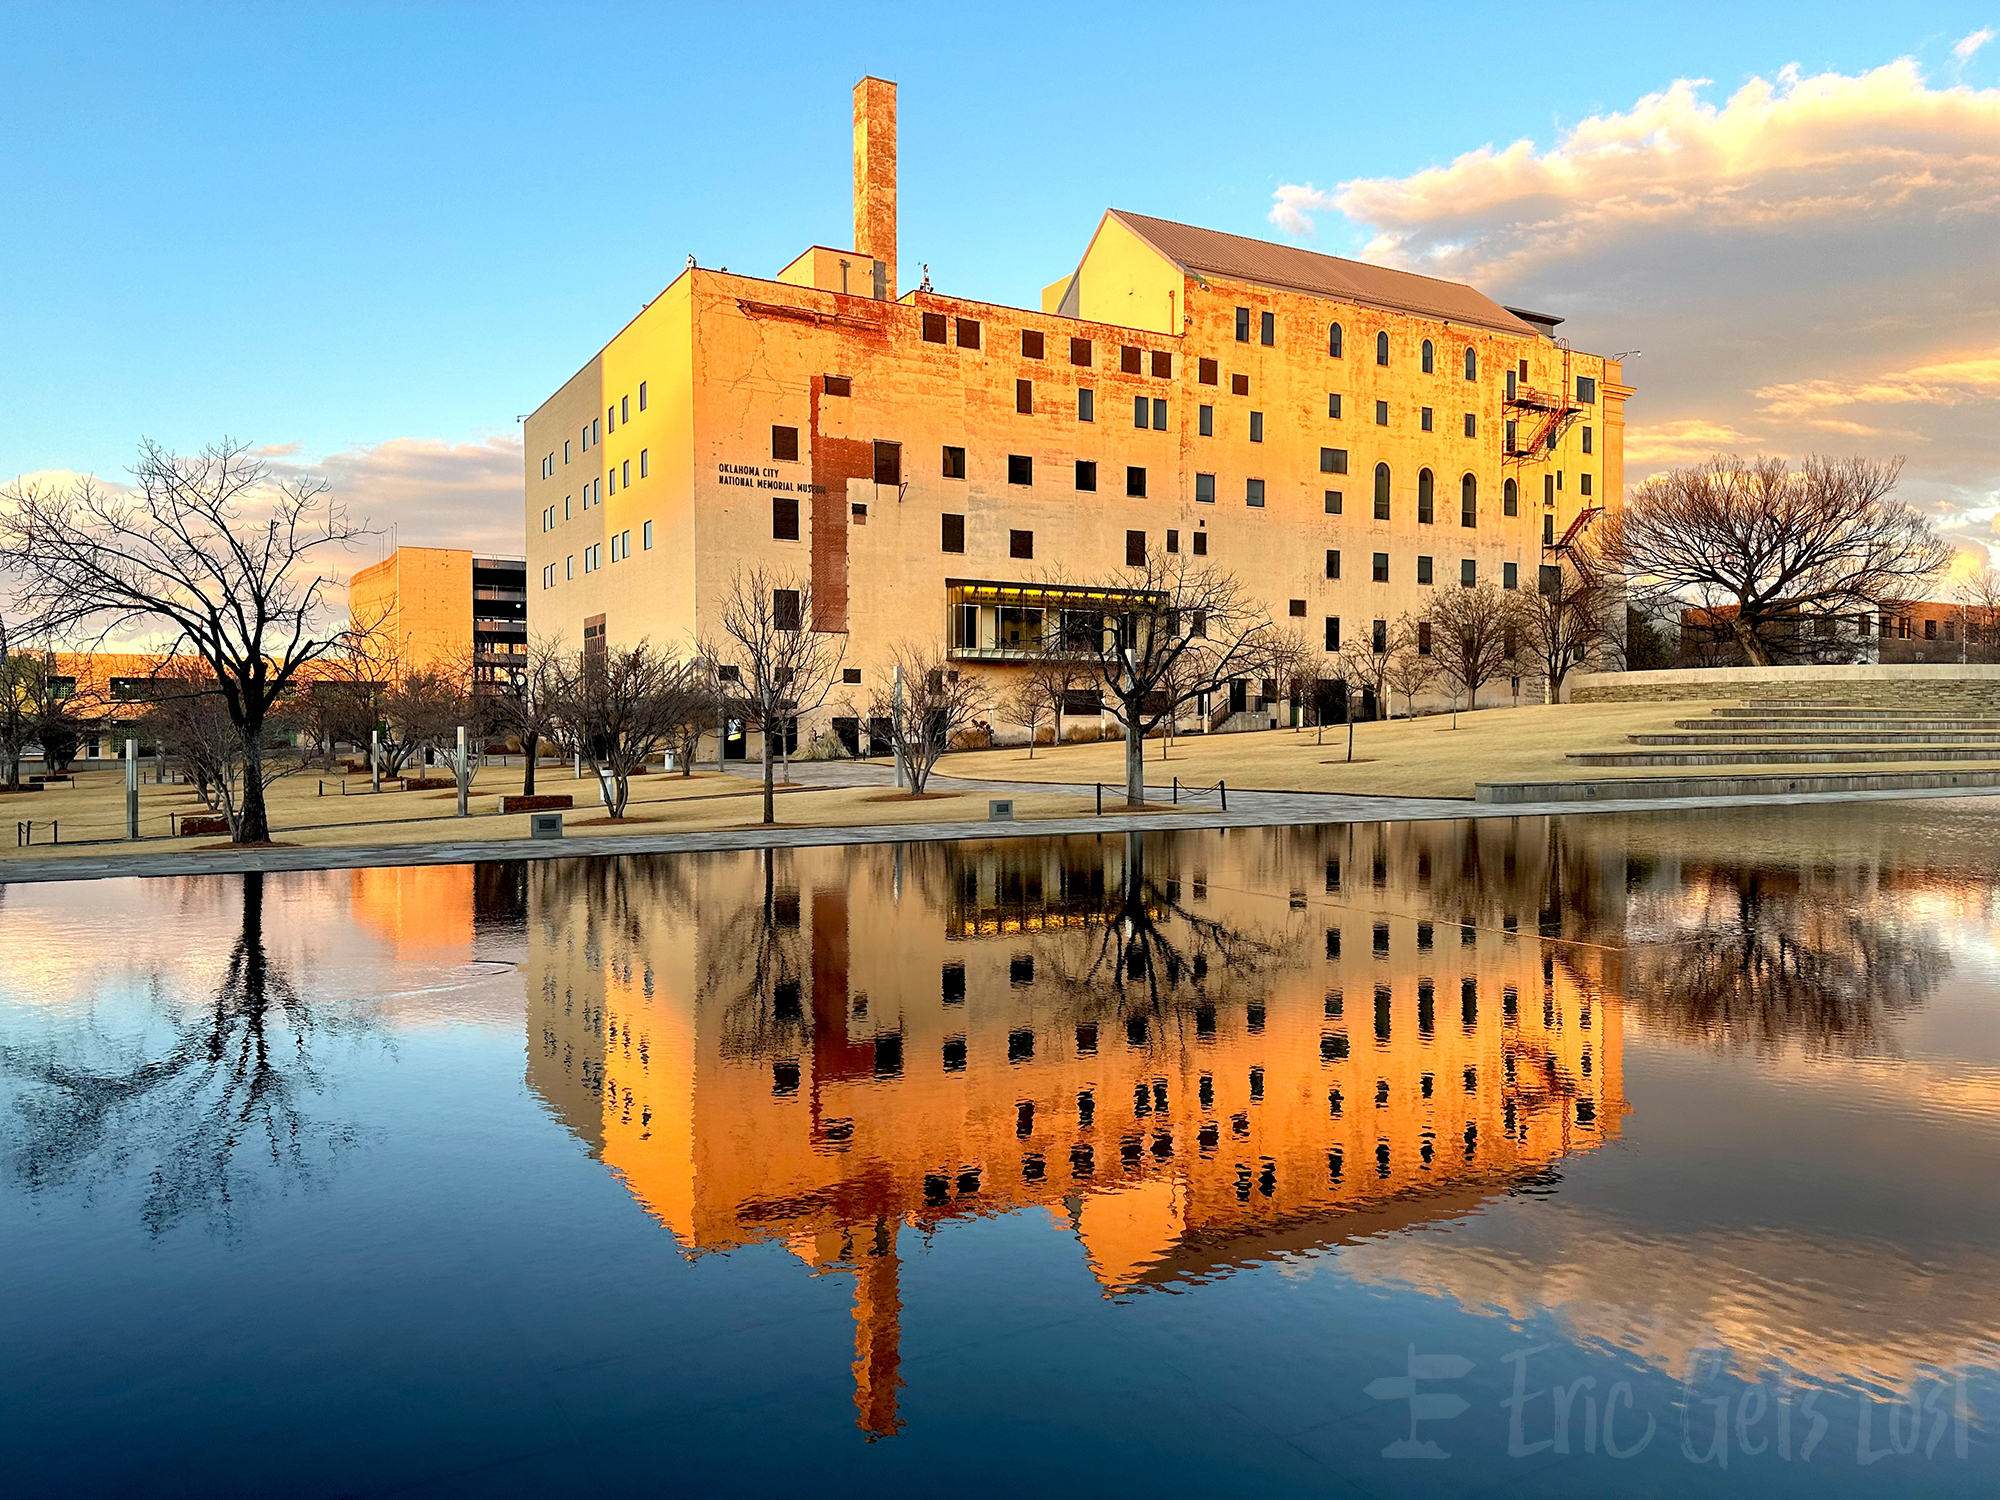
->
<box><xmin>1008</xmin><ymin>454</ymin><xmax>1033</xmax><ymax>486</ymax></box>
<box><xmin>1234</xmin><ymin>307</ymin><xmax>1251</xmax><ymax>342</ymax></box>
<box><xmin>1503</xmin><ymin>561</ymin><xmax>1518</xmax><ymax>590</ymax></box>
<box><xmin>1582</xmin><ymin>426</ymin><xmax>1593</xmax><ymax>454</ymax></box>
<box><xmin>922</xmin><ymin>311</ymin><xmax>948</xmax><ymax>343</ymax></box>
<box><xmin>1195</xmin><ymin>472</ymin><xmax>1215</xmax><ymax>504</ymax></box>
<box><xmin>592</xmin><ymin>417</ymin><xmax>600</xmax><ymax>443</ymax></box>
<box><xmin>1198</xmin><ymin>404</ymin><xmax>1214</xmax><ymax>436</ymax></box>
<box><xmin>1010</xmin><ymin>529</ymin><xmax>1034</xmax><ymax>559</ymax></box>
<box><xmin>1419</xmin><ymin>485</ymin><xmax>1434</xmax><ymax>525</ymax></box>
<box><xmin>1021</xmin><ymin>329</ymin><xmax>1045</xmax><ymax>359</ymax></box>
<box><xmin>942</xmin><ymin>513</ymin><xmax>965</xmax><ymax>552</ymax></box>
<box><xmin>823</xmin><ymin>375</ymin><xmax>851</xmax><ymax>397</ymax></box>
<box><xmin>1121</xmin><ymin>345</ymin><xmax>1142</xmax><ymax>374</ymax></box>
<box><xmin>1580</xmin><ymin>473</ymin><xmax>1593</xmax><ymax>496</ymax></box>
<box><xmin>1126</xmin><ymin>530</ymin><xmax>1146</xmax><ymax>566</ymax></box>
<box><xmin>1067</xmin><ymin>387</ymin><xmax>1089</xmax><ymax>423</ymax></box>
<box><xmin>1152</xmin><ymin>398</ymin><xmax>1167</xmax><ymax>430</ymax></box>
<box><xmin>1462</xmin><ymin>491</ymin><xmax>1476</xmax><ymax>528</ymax></box>
<box><xmin>642</xmin><ymin>520</ymin><xmax>652</xmax><ymax>550</ymax></box>
<box><xmin>1372</xmin><ymin>619</ymin><xmax>1388</xmax><ymax>652</ymax></box>
<box><xmin>1076</xmin><ymin>460</ymin><xmax>1099</xmax><ymax>491</ymax></box>
<box><xmin>1070</xmin><ymin>337</ymin><xmax>1092</xmax><ymax>366</ymax></box>
<box><xmin>1421</xmin><ymin>407</ymin><xmax>1434</xmax><ymax>432</ymax></box>
<box><xmin>1417</xmin><ymin>621</ymin><xmax>1432</xmax><ymax>655</ymax></box>
<box><xmin>874</xmin><ymin>440</ymin><xmax>901</xmax><ymax>486</ymax></box>
<box><xmin>1320</xmin><ymin>447</ymin><xmax>1348</xmax><ymax>474</ymax></box>
<box><xmin>1372</xmin><ymin>552</ymin><xmax>1389</xmax><ymax>583</ymax></box>
<box><xmin>1325</xmin><ymin>549</ymin><xmax>1340</xmax><ymax>579</ymax></box>
<box><xmin>1417</xmin><ymin>555</ymin><xmax>1433</xmax><ymax>585</ymax></box>
<box><xmin>1187</xmin><ymin>530</ymin><xmax>1206</xmax><ymax>556</ymax></box>
<box><xmin>1464</xmin><ymin>413</ymin><xmax>1476</xmax><ymax>438</ymax></box>
<box><xmin>1324</xmin><ymin>616</ymin><xmax>1340</xmax><ymax>651</ymax></box>
<box><xmin>1126</xmin><ymin>466</ymin><xmax>1146</xmax><ymax>497</ymax></box>
<box><xmin>773</xmin><ymin>589</ymin><xmax>802</xmax><ymax>631</ymax></box>
<box><xmin>1231</xmin><ymin>372</ymin><xmax>1250</xmax><ymax>396</ymax></box>
<box><xmin>1259</xmin><ymin>311</ymin><xmax>1275</xmax><ymax>346</ymax></box>
<box><xmin>607</xmin><ymin>404</ymin><xmax>615</xmax><ymax>433</ymax></box>
<box><xmin>942</xmin><ymin>445</ymin><xmax>966</xmax><ymax>478</ymax></box>
<box><xmin>606</xmin><ymin>468</ymin><xmax>615</xmax><ymax>497</ymax></box>
<box><xmin>1167</xmin><ymin>529</ymin><xmax>1180</xmax><ymax>553</ymax></box>
<box><xmin>565</xmin><ymin>495</ymin><xmax>572</xmax><ymax>519</ymax></box>
<box><xmin>1461</xmin><ymin>559</ymin><xmax>1477</xmax><ymax>586</ymax></box>
<box><xmin>773</xmin><ymin>495</ymin><xmax>800</xmax><ymax>540</ymax></box>
<box><xmin>1374</xmin><ymin>488</ymin><xmax>1390</xmax><ymax>522</ymax></box>
<box><xmin>638</xmin><ymin>381</ymin><xmax>647</xmax><ymax>411</ymax></box>
<box><xmin>1151</xmin><ymin>350</ymin><xmax>1171</xmax><ymax>378</ymax></box>
<box><xmin>1245</xmin><ymin>478</ymin><xmax>1266</xmax><ymax>508</ymax></box>
<box><xmin>955</xmin><ymin>318</ymin><xmax>981</xmax><ymax>349</ymax></box>
<box><xmin>1198</xmin><ymin>357</ymin><xmax>1218</xmax><ymax>385</ymax></box>
<box><xmin>620</xmin><ymin>395</ymin><xmax>629</xmax><ymax>423</ymax></box>
<box><xmin>1017</xmin><ymin>378</ymin><xmax>1034</xmax><ymax>415</ymax></box>
<box><xmin>621</xmin><ymin>459</ymin><xmax>630</xmax><ymax>487</ymax></box>
<box><xmin>1375</xmin><ymin>400</ymin><xmax>1389</xmax><ymax>426</ymax></box>
<box><xmin>564</xmin><ymin>439</ymin><xmax>571</xmax><ymax>463</ymax></box>
<box><xmin>620</xmin><ymin>528</ymin><xmax>630</xmax><ymax>557</ymax></box>
<box><xmin>1134</xmin><ymin>395</ymin><xmax>1149</xmax><ymax>429</ymax></box>
<box><xmin>1504</xmin><ymin>486</ymin><xmax>1518</xmax><ymax>517</ymax></box>
<box><xmin>1545</xmin><ymin>474</ymin><xmax>1556</xmax><ymax>505</ymax></box>
<box><xmin>1506</xmin><ymin>419</ymin><xmax>1519</xmax><ymax>453</ymax></box>
<box><xmin>639</xmin><ymin>449</ymin><xmax>648</xmax><ymax>478</ymax></box>
<box><xmin>1328</xmin><ymin>393</ymin><xmax>1342</xmax><ymax>419</ymax></box>
<box><xmin>566</xmin><ymin>555</ymin><xmax>574</xmax><ymax>580</ymax></box>
<box><xmin>1577</xmin><ymin>375</ymin><xmax>1597</xmax><ymax>403</ymax></box>
<box><xmin>1250</xmin><ymin>411</ymin><xmax>1264</xmax><ymax>443</ymax></box>
<box><xmin>1288</xmin><ymin>599</ymin><xmax>1307</xmax><ymax>617</ymax></box>
<box><xmin>1324</xmin><ymin>490</ymin><xmax>1342</xmax><ymax>515</ymax></box>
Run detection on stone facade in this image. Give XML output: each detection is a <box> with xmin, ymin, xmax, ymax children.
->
<box><xmin>1570</xmin><ymin>664</ymin><xmax>2000</xmax><ymax>712</ymax></box>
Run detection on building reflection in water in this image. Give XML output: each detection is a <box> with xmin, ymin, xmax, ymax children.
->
<box><xmin>525</xmin><ymin>824</ymin><xmax>1626</xmax><ymax>1437</ymax></box>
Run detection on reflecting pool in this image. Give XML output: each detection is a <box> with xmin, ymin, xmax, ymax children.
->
<box><xmin>4</xmin><ymin>802</ymin><xmax>1999</xmax><ymax>1497</ymax></box>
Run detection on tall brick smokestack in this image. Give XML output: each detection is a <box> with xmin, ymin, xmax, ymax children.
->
<box><xmin>852</xmin><ymin>77</ymin><xmax>896</xmax><ymax>301</ymax></box>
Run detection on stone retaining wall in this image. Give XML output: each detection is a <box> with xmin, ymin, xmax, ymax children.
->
<box><xmin>1569</xmin><ymin>664</ymin><xmax>2000</xmax><ymax>712</ymax></box>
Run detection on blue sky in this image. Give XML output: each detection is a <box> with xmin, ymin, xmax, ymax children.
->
<box><xmin>3</xmin><ymin>2</ymin><xmax>1996</xmax><ymax>556</ymax></box>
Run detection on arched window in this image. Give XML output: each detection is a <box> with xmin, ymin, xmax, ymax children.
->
<box><xmin>1329</xmin><ymin>322</ymin><xmax>1343</xmax><ymax>358</ymax></box>
<box><xmin>1373</xmin><ymin>462</ymin><xmax>1391</xmax><ymax>520</ymax></box>
<box><xmin>1375</xmin><ymin>331</ymin><xmax>1390</xmax><ymax>366</ymax></box>
<box><xmin>1461</xmin><ymin>473</ymin><xmax>1478</xmax><ymax>528</ymax></box>
<box><xmin>1464</xmin><ymin>347</ymin><xmax>1478</xmax><ymax>381</ymax></box>
<box><xmin>1503</xmin><ymin>477</ymin><xmax>1518</xmax><ymax>516</ymax></box>
<box><xmin>1421</xmin><ymin>339</ymin><xmax>1435</xmax><ymax>374</ymax></box>
<box><xmin>1417</xmin><ymin>468</ymin><xmax>1435</xmax><ymax>524</ymax></box>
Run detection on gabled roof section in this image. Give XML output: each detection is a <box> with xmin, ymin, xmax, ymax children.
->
<box><xmin>1107</xmin><ymin>209</ymin><xmax>1541</xmax><ymax>339</ymax></box>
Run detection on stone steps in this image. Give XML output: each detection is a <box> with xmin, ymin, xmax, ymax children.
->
<box><xmin>1630</xmin><ymin>730</ymin><xmax>2000</xmax><ymax>746</ymax></box>
<box><xmin>1479</xmin><ymin>768</ymin><xmax>2000</xmax><ymax>804</ymax></box>
<box><xmin>1570</xmin><ymin>745</ymin><xmax>2000</xmax><ymax>768</ymax></box>
<box><xmin>1671</xmin><ymin>718</ymin><xmax>2000</xmax><ymax>732</ymax></box>
<box><xmin>1718</xmin><ymin>702</ymin><xmax>2000</xmax><ymax>720</ymax></box>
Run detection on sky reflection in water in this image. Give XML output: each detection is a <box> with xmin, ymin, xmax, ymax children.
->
<box><xmin>3</xmin><ymin>802</ymin><xmax>1998</xmax><ymax>1498</ymax></box>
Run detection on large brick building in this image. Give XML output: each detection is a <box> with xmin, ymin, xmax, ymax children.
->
<box><xmin>524</xmin><ymin>77</ymin><xmax>1630</xmax><ymax>735</ymax></box>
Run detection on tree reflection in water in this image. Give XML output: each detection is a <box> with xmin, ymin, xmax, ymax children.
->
<box><xmin>0</xmin><ymin>872</ymin><xmax>373</xmax><ymax>1238</ymax></box>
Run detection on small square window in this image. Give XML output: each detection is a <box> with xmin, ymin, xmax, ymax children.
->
<box><xmin>1324</xmin><ymin>490</ymin><xmax>1342</xmax><ymax>515</ymax></box>
<box><xmin>1259</xmin><ymin>311</ymin><xmax>1275</xmax><ymax>346</ymax></box>
<box><xmin>942</xmin><ymin>513</ymin><xmax>965</xmax><ymax>552</ymax></box>
<box><xmin>1246</xmin><ymin>478</ymin><xmax>1266</xmax><ymax>508</ymax></box>
<box><xmin>1320</xmin><ymin>447</ymin><xmax>1347</xmax><ymax>475</ymax></box>
<box><xmin>1421</xmin><ymin>407</ymin><xmax>1434</xmax><ymax>432</ymax></box>
<box><xmin>1461</xmin><ymin>559</ymin><xmax>1477</xmax><ymax>586</ymax></box>
<box><xmin>1328</xmin><ymin>393</ymin><xmax>1342</xmax><ymax>419</ymax></box>
<box><xmin>1007</xmin><ymin>454</ymin><xmax>1033</xmax><ymax>485</ymax></box>
<box><xmin>1070</xmin><ymin>337</ymin><xmax>1092</xmax><ymax>366</ymax></box>
<box><xmin>1577</xmin><ymin>375</ymin><xmax>1597</xmax><ymax>403</ymax></box>
<box><xmin>1372</xmin><ymin>552</ymin><xmax>1389</xmax><ymax>583</ymax></box>
<box><xmin>1017</xmin><ymin>379</ymin><xmax>1034</xmax><ymax>414</ymax></box>
<box><xmin>1075</xmin><ymin>460</ymin><xmax>1098</xmax><ymax>491</ymax></box>
<box><xmin>772</xmin><ymin>426</ymin><xmax>798</xmax><ymax>461</ymax></box>
<box><xmin>1010</xmin><ymin>528</ymin><xmax>1034</xmax><ymax>559</ymax></box>
<box><xmin>1126</xmin><ymin>466</ymin><xmax>1146</xmax><ymax>497</ymax></box>
<box><xmin>1021</xmin><ymin>329</ymin><xmax>1045</xmax><ymax>359</ymax></box>
<box><xmin>1193</xmin><ymin>531</ymin><xmax>1208</xmax><ymax>556</ymax></box>
<box><xmin>1195</xmin><ymin>472</ymin><xmax>1216</xmax><ymax>504</ymax></box>
<box><xmin>1250</xmin><ymin>411</ymin><xmax>1264</xmax><ymax>443</ymax></box>
<box><xmin>1375</xmin><ymin>400</ymin><xmax>1389</xmax><ymax>425</ymax></box>
<box><xmin>942</xmin><ymin>445</ymin><xmax>966</xmax><ymax>478</ymax></box>
<box><xmin>922</xmin><ymin>312</ymin><xmax>948</xmax><ymax>342</ymax></box>
<box><xmin>1121</xmin><ymin>345</ymin><xmax>1142</xmax><ymax>374</ymax></box>
<box><xmin>1325</xmin><ymin>549</ymin><xmax>1340</xmax><ymax>579</ymax></box>
<box><xmin>1234</xmin><ymin>307</ymin><xmax>1251</xmax><ymax>342</ymax></box>
<box><xmin>1151</xmin><ymin>350</ymin><xmax>1172</xmax><ymax>378</ymax></box>
<box><xmin>843</xmin><ymin>668</ymin><xmax>862</xmax><ymax>685</ymax></box>
<box><xmin>955</xmin><ymin>318</ymin><xmax>981</xmax><ymax>348</ymax></box>
<box><xmin>1231</xmin><ymin>372</ymin><xmax>1250</xmax><ymax>396</ymax></box>
<box><xmin>824</xmin><ymin>375</ymin><xmax>851</xmax><ymax>397</ymax></box>
<box><xmin>850</xmin><ymin>503</ymin><xmax>866</xmax><ymax>525</ymax></box>
<box><xmin>1198</xmin><ymin>357</ymin><xmax>1218</xmax><ymax>385</ymax></box>
<box><xmin>1199</xmin><ymin>404</ymin><xmax>1214</xmax><ymax>436</ymax></box>
<box><xmin>1288</xmin><ymin>598</ymin><xmax>1306</xmax><ymax>617</ymax></box>
<box><xmin>1417</xmin><ymin>555</ymin><xmax>1433</xmax><ymax>585</ymax></box>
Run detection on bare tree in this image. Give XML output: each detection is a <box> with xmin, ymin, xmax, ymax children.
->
<box><xmin>1382</xmin><ymin>615</ymin><xmax>1440</xmax><ymax>720</ymax></box>
<box><xmin>1284</xmin><ymin>636</ymin><xmax>1332</xmax><ymax>745</ymax></box>
<box><xmin>863</xmin><ymin>645</ymin><xmax>989</xmax><ymax>793</ymax></box>
<box><xmin>1005</xmin><ymin>673</ymin><xmax>1053</xmax><ymax>758</ymax></box>
<box><xmin>1954</xmin><ymin>564</ymin><xmax>2000</xmax><ymax>664</ymax></box>
<box><xmin>1020</xmin><ymin>645</ymin><xmax>1096</xmax><ymax>748</ymax></box>
<box><xmin>1331</xmin><ymin>638</ymin><xmax>1388</xmax><ymax>762</ymax></box>
<box><xmin>0</xmin><ymin>440</ymin><xmax>368</xmax><ymax>842</ymax></box>
<box><xmin>381</xmin><ymin>667</ymin><xmax>471</xmax><ymax>778</ymax></box>
<box><xmin>1423</xmin><ymin>582</ymin><xmax>1523</xmax><ymax>718</ymax></box>
<box><xmin>478</xmin><ymin>633</ymin><xmax>566</xmax><ymax>794</ymax></box>
<box><xmin>707</xmin><ymin>568</ymin><xmax>846</xmax><ymax>824</ymax></box>
<box><xmin>1518</xmin><ymin>568</ymin><xmax>1615</xmax><ymax>703</ymax></box>
<box><xmin>1261</xmin><ymin>626</ymin><xmax>1315</xmax><ymax>733</ymax></box>
<box><xmin>146</xmin><ymin>657</ymin><xmax>310</xmax><ymax>822</ymax></box>
<box><xmin>549</xmin><ymin>641</ymin><xmax>693</xmax><ymax>817</ymax></box>
<box><xmin>1061</xmin><ymin>558</ymin><xmax>1269</xmax><ymax>807</ymax></box>
<box><xmin>1596</xmin><ymin>454</ymin><xmax>1949</xmax><ymax>667</ymax></box>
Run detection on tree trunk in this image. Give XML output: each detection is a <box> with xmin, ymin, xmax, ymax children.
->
<box><xmin>1346</xmin><ymin>713</ymin><xmax>1355</xmax><ymax>763</ymax></box>
<box><xmin>236</xmin><ymin>722</ymin><xmax>271</xmax><ymax>843</ymax></box>
<box><xmin>761</xmin><ymin>726</ymin><xmax>775</xmax><ymax>824</ymax></box>
<box><xmin>1124</xmin><ymin>705</ymin><xmax>1145</xmax><ymax>807</ymax></box>
<box><xmin>522</xmin><ymin>732</ymin><xmax>538</xmax><ymax>794</ymax></box>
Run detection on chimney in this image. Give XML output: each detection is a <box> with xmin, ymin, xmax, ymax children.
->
<box><xmin>852</xmin><ymin>76</ymin><xmax>896</xmax><ymax>300</ymax></box>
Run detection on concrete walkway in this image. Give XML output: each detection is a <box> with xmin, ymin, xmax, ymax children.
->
<box><xmin>4</xmin><ymin>773</ymin><xmax>1999</xmax><ymax>886</ymax></box>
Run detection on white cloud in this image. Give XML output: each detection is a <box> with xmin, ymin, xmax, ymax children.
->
<box><xmin>1953</xmin><ymin>26</ymin><xmax>1995</xmax><ymax>65</ymax></box>
<box><xmin>1270</xmin><ymin>53</ymin><xmax>2000</xmax><ymax>529</ymax></box>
